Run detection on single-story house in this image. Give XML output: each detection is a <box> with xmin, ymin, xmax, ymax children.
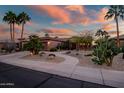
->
<box><xmin>40</xmin><ymin>37</ymin><xmax>68</xmax><ymax>50</ymax></box>
<box><xmin>18</xmin><ymin>37</ymin><xmax>70</xmax><ymax>51</ymax></box>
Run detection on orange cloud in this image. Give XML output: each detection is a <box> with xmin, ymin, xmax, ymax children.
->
<box><xmin>73</xmin><ymin>7</ymin><xmax>109</xmax><ymax>25</ymax></box>
<box><xmin>65</xmin><ymin>5</ymin><xmax>85</xmax><ymax>14</ymax></box>
<box><xmin>80</xmin><ymin>17</ymin><xmax>92</xmax><ymax>25</ymax></box>
<box><xmin>0</xmin><ymin>24</ymin><xmax>13</xmax><ymax>40</ymax></box>
<box><xmin>14</xmin><ymin>24</ymin><xmax>22</xmax><ymax>31</ymax></box>
<box><xmin>79</xmin><ymin>7</ymin><xmax>114</xmax><ymax>25</ymax></box>
<box><xmin>30</xmin><ymin>5</ymin><xmax>71</xmax><ymax>24</ymax></box>
<box><xmin>97</xmin><ymin>7</ymin><xmax>109</xmax><ymax>23</ymax></box>
<box><xmin>0</xmin><ymin>24</ymin><xmax>30</xmax><ymax>40</ymax></box>
<box><xmin>102</xmin><ymin>24</ymin><xmax>115</xmax><ymax>31</ymax></box>
<box><xmin>41</xmin><ymin>28</ymin><xmax>77</xmax><ymax>37</ymax></box>
<box><xmin>109</xmin><ymin>31</ymin><xmax>117</xmax><ymax>35</ymax></box>
<box><xmin>29</xmin><ymin>6</ymin><xmax>111</xmax><ymax>26</ymax></box>
<box><xmin>26</xmin><ymin>21</ymin><xmax>34</xmax><ymax>26</ymax></box>
<box><xmin>109</xmin><ymin>31</ymin><xmax>124</xmax><ymax>36</ymax></box>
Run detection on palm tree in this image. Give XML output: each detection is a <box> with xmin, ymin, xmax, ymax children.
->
<box><xmin>17</xmin><ymin>12</ymin><xmax>31</xmax><ymax>39</ymax></box>
<box><xmin>95</xmin><ymin>29</ymin><xmax>109</xmax><ymax>38</ymax></box>
<box><xmin>12</xmin><ymin>13</ymin><xmax>16</xmax><ymax>42</ymax></box>
<box><xmin>3</xmin><ymin>11</ymin><xmax>16</xmax><ymax>41</ymax></box>
<box><xmin>45</xmin><ymin>33</ymin><xmax>49</xmax><ymax>37</ymax></box>
<box><xmin>105</xmin><ymin>5</ymin><xmax>124</xmax><ymax>47</ymax></box>
<box><xmin>95</xmin><ymin>29</ymin><xmax>103</xmax><ymax>37</ymax></box>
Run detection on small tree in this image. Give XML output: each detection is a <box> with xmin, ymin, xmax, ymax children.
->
<box><xmin>70</xmin><ymin>36</ymin><xmax>82</xmax><ymax>50</ymax></box>
<box><xmin>23</xmin><ymin>35</ymin><xmax>43</xmax><ymax>55</ymax></box>
<box><xmin>92</xmin><ymin>37</ymin><xmax>119</xmax><ymax>66</ymax></box>
<box><xmin>95</xmin><ymin>29</ymin><xmax>109</xmax><ymax>38</ymax></box>
<box><xmin>83</xmin><ymin>35</ymin><xmax>93</xmax><ymax>50</ymax></box>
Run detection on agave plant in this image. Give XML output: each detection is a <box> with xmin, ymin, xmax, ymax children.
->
<box><xmin>92</xmin><ymin>37</ymin><xmax>119</xmax><ymax>66</ymax></box>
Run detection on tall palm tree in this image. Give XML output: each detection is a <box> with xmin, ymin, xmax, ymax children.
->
<box><xmin>3</xmin><ymin>11</ymin><xmax>16</xmax><ymax>41</ymax></box>
<box><xmin>105</xmin><ymin>5</ymin><xmax>124</xmax><ymax>47</ymax></box>
<box><xmin>95</xmin><ymin>29</ymin><xmax>103</xmax><ymax>37</ymax></box>
<box><xmin>12</xmin><ymin>13</ymin><xmax>16</xmax><ymax>42</ymax></box>
<box><xmin>17</xmin><ymin>12</ymin><xmax>31</xmax><ymax>39</ymax></box>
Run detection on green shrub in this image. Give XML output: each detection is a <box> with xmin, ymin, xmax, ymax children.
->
<box><xmin>23</xmin><ymin>35</ymin><xmax>43</xmax><ymax>55</ymax></box>
<box><xmin>50</xmin><ymin>48</ymin><xmax>58</xmax><ymax>52</ymax></box>
<box><xmin>92</xmin><ymin>38</ymin><xmax>119</xmax><ymax>66</ymax></box>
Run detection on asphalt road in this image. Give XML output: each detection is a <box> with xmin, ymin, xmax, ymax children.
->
<box><xmin>0</xmin><ymin>62</ymin><xmax>113</xmax><ymax>88</ymax></box>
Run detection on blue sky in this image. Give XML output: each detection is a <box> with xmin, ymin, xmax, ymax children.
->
<box><xmin>0</xmin><ymin>5</ymin><xmax>123</xmax><ymax>40</ymax></box>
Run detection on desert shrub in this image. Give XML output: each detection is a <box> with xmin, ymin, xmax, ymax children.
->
<box><xmin>48</xmin><ymin>54</ymin><xmax>56</xmax><ymax>57</ymax></box>
<box><xmin>50</xmin><ymin>48</ymin><xmax>58</xmax><ymax>52</ymax></box>
<box><xmin>65</xmin><ymin>51</ymin><xmax>71</xmax><ymax>54</ymax></box>
<box><xmin>75</xmin><ymin>53</ymin><xmax>79</xmax><ymax>55</ymax></box>
<box><xmin>92</xmin><ymin>38</ymin><xmax>120</xmax><ymax>66</ymax></box>
<box><xmin>84</xmin><ymin>54</ymin><xmax>92</xmax><ymax>56</ymax></box>
<box><xmin>48</xmin><ymin>54</ymin><xmax>56</xmax><ymax>59</ymax></box>
<box><xmin>23</xmin><ymin>35</ymin><xmax>43</xmax><ymax>55</ymax></box>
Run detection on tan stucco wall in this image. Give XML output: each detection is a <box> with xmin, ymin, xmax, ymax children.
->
<box><xmin>47</xmin><ymin>40</ymin><xmax>61</xmax><ymax>50</ymax></box>
<box><xmin>120</xmin><ymin>40</ymin><xmax>124</xmax><ymax>47</ymax></box>
<box><xmin>0</xmin><ymin>43</ymin><xmax>4</xmax><ymax>49</ymax></box>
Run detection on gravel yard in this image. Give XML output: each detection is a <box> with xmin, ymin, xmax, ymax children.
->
<box><xmin>66</xmin><ymin>50</ymin><xmax>124</xmax><ymax>71</ymax></box>
<box><xmin>22</xmin><ymin>54</ymin><xmax>65</xmax><ymax>63</ymax></box>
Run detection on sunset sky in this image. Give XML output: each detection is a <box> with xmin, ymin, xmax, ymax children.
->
<box><xmin>0</xmin><ymin>5</ymin><xmax>124</xmax><ymax>40</ymax></box>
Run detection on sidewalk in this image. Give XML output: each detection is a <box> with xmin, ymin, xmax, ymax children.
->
<box><xmin>0</xmin><ymin>51</ymin><xmax>124</xmax><ymax>87</ymax></box>
<box><xmin>0</xmin><ymin>62</ymin><xmax>110</xmax><ymax>88</ymax></box>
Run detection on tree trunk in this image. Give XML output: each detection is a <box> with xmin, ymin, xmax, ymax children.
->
<box><xmin>12</xmin><ymin>23</ymin><xmax>15</xmax><ymax>42</ymax></box>
<box><xmin>68</xmin><ymin>41</ymin><xmax>70</xmax><ymax>50</ymax></box>
<box><xmin>10</xmin><ymin>24</ymin><xmax>13</xmax><ymax>41</ymax></box>
<box><xmin>115</xmin><ymin>15</ymin><xmax>120</xmax><ymax>47</ymax></box>
<box><xmin>76</xmin><ymin>44</ymin><xmax>78</xmax><ymax>50</ymax></box>
<box><xmin>20</xmin><ymin>23</ymin><xmax>24</xmax><ymax>50</ymax></box>
<box><xmin>76</xmin><ymin>43</ymin><xmax>79</xmax><ymax>51</ymax></box>
<box><xmin>21</xmin><ymin>23</ymin><xmax>24</xmax><ymax>39</ymax></box>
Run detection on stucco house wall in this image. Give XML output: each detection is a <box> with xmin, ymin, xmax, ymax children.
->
<box><xmin>47</xmin><ymin>40</ymin><xmax>61</xmax><ymax>50</ymax></box>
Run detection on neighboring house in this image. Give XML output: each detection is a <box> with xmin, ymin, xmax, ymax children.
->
<box><xmin>0</xmin><ymin>41</ymin><xmax>18</xmax><ymax>53</ymax></box>
<box><xmin>0</xmin><ymin>42</ymin><xmax>5</xmax><ymax>50</ymax></box>
<box><xmin>113</xmin><ymin>34</ymin><xmax>124</xmax><ymax>47</ymax></box>
<box><xmin>18</xmin><ymin>37</ymin><xmax>69</xmax><ymax>51</ymax></box>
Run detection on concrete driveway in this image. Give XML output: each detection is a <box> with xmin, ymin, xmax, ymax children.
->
<box><xmin>0</xmin><ymin>51</ymin><xmax>124</xmax><ymax>87</ymax></box>
<box><xmin>0</xmin><ymin>62</ymin><xmax>111</xmax><ymax>88</ymax></box>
